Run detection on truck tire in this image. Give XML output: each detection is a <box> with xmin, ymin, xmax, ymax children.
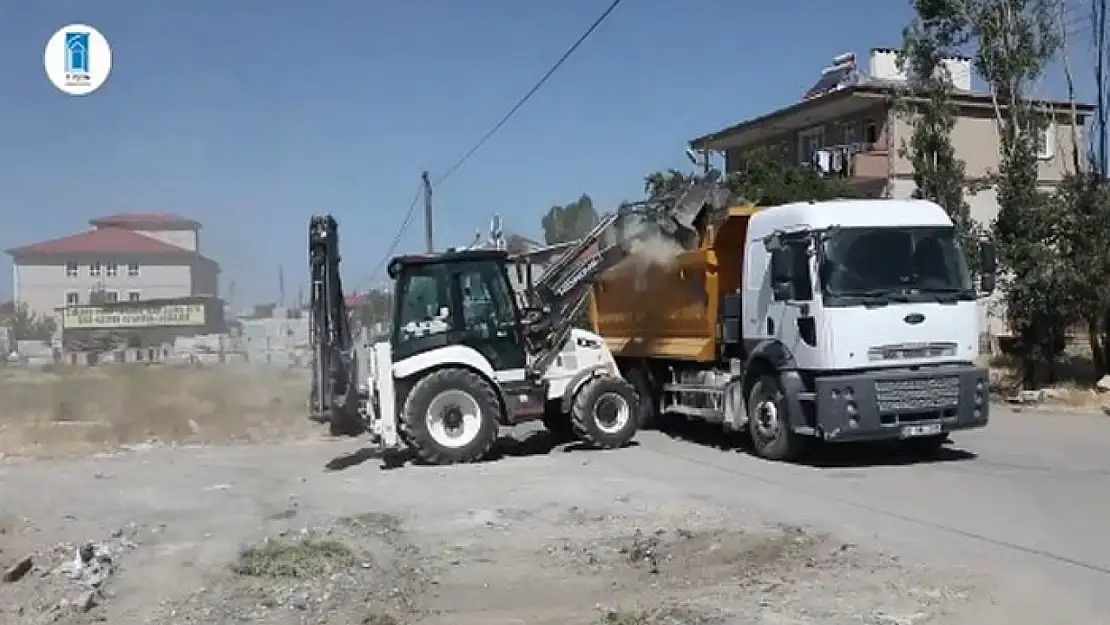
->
<box><xmin>399</xmin><ymin>368</ymin><xmax>501</xmax><ymax>464</ymax></box>
<box><xmin>571</xmin><ymin>376</ymin><xmax>639</xmax><ymax>449</ymax></box>
<box><xmin>626</xmin><ymin>368</ymin><xmax>659</xmax><ymax>430</ymax></box>
<box><xmin>747</xmin><ymin>375</ymin><xmax>809</xmax><ymax>462</ymax></box>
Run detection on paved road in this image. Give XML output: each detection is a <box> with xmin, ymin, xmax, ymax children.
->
<box><xmin>633</xmin><ymin>405</ymin><xmax>1110</xmax><ymax>624</ymax></box>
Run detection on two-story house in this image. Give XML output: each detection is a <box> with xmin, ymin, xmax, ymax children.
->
<box><xmin>688</xmin><ymin>48</ymin><xmax>1096</xmax><ymax>341</ymax></box>
<box><xmin>6</xmin><ymin>213</ymin><xmax>220</xmax><ymax>319</ymax></box>
<box><xmin>689</xmin><ymin>48</ymin><xmax>1096</xmax><ymax>228</ymax></box>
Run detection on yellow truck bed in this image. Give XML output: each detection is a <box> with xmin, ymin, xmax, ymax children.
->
<box><xmin>589</xmin><ymin>206</ymin><xmax>758</xmax><ymax>363</ymax></box>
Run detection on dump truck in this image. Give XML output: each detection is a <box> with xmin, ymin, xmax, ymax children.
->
<box><xmin>591</xmin><ymin>197</ymin><xmax>997</xmax><ymax>461</ymax></box>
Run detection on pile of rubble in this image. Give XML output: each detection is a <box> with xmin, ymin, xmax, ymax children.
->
<box><xmin>0</xmin><ymin>524</ymin><xmax>142</xmax><ymax>623</ymax></box>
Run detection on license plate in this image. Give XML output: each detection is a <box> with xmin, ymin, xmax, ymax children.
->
<box><xmin>900</xmin><ymin>423</ymin><xmax>943</xmax><ymax>438</ymax></box>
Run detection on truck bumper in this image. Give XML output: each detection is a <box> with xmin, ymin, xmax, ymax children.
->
<box><xmin>805</xmin><ymin>366</ymin><xmax>990</xmax><ymax>443</ymax></box>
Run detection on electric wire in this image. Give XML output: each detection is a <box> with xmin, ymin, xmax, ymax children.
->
<box><xmin>432</xmin><ymin>0</ymin><xmax>626</xmax><ymax>187</ymax></box>
<box><xmin>367</xmin><ymin>0</ymin><xmax>627</xmax><ymax>284</ymax></box>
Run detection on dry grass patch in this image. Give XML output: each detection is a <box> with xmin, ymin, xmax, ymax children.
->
<box><xmin>232</xmin><ymin>537</ymin><xmax>355</xmax><ymax>579</ymax></box>
<box><xmin>0</xmin><ymin>365</ymin><xmax>315</xmax><ymax>457</ymax></box>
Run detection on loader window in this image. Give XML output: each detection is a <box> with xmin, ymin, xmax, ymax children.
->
<box><xmin>458</xmin><ymin>262</ymin><xmax>517</xmax><ymax>340</ymax></box>
<box><xmin>395</xmin><ymin>265</ymin><xmax>453</xmax><ymax>343</ymax></box>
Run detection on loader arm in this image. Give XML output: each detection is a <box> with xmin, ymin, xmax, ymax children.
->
<box><xmin>515</xmin><ymin>177</ymin><xmax>735</xmax><ymax>373</ymax></box>
<box><xmin>308</xmin><ymin>214</ymin><xmax>362</xmax><ymax>432</ymax></box>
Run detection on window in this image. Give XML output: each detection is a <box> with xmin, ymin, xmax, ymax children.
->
<box><xmin>106</xmin><ymin>263</ymin><xmax>118</xmax><ymax>277</ymax></box>
<box><xmin>1035</xmin><ymin>120</ymin><xmax>1055</xmax><ymax>159</ymax></box>
<box><xmin>127</xmin><ymin>262</ymin><xmax>140</xmax><ymax>277</ymax></box>
<box><xmin>103</xmin><ymin>290</ymin><xmax>119</xmax><ymax>303</ymax></box>
<box><xmin>65</xmin><ymin>262</ymin><xmax>79</xmax><ymax>277</ymax></box>
<box><xmin>395</xmin><ymin>265</ymin><xmax>452</xmax><ymax>343</ymax></box>
<box><xmin>458</xmin><ymin>263</ymin><xmax>517</xmax><ymax>340</ymax></box>
<box><xmin>89</xmin><ymin>262</ymin><xmax>102</xmax><ymax>277</ymax></box>
<box><xmin>797</xmin><ymin>126</ymin><xmax>825</xmax><ymax>165</ymax></box>
<box><xmin>842</xmin><ymin>122</ymin><xmax>862</xmax><ymax>146</ymax></box>
<box><xmin>65</xmin><ymin>291</ymin><xmax>80</xmax><ymax>307</ymax></box>
<box><xmin>864</xmin><ymin>120</ymin><xmax>879</xmax><ymax>145</ymax></box>
<box><xmin>127</xmin><ymin>291</ymin><xmax>142</xmax><ymax>302</ymax></box>
<box><xmin>769</xmin><ymin>237</ymin><xmax>814</xmax><ymax>302</ymax></box>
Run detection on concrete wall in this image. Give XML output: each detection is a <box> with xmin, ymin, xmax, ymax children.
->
<box><xmin>14</xmin><ymin>261</ymin><xmax>195</xmax><ymax>317</ymax></box>
<box><xmin>888</xmin><ymin>108</ymin><xmax>1086</xmax><ymax>182</ymax></box>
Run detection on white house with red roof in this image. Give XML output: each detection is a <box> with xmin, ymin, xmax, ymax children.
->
<box><xmin>6</xmin><ymin>213</ymin><xmax>220</xmax><ymax>318</ymax></box>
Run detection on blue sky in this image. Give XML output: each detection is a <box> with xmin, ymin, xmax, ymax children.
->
<box><xmin>0</xmin><ymin>0</ymin><xmax>1102</xmax><ymax>307</ymax></box>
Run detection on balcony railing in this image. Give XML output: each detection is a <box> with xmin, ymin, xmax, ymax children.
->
<box><xmin>806</xmin><ymin>143</ymin><xmax>890</xmax><ymax>181</ymax></box>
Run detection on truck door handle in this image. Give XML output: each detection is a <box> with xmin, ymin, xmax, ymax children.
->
<box><xmin>766</xmin><ymin>317</ymin><xmax>775</xmax><ymax>335</ymax></box>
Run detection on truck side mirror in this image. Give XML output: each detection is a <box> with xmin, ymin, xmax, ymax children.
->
<box><xmin>979</xmin><ymin>241</ymin><xmax>997</xmax><ymax>294</ymax></box>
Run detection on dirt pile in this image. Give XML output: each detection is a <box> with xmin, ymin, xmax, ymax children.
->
<box><xmin>149</xmin><ymin>512</ymin><xmax>432</xmax><ymax>625</ymax></box>
<box><xmin>0</xmin><ymin>523</ymin><xmax>148</xmax><ymax>624</ymax></box>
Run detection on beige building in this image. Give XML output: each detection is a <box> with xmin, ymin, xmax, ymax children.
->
<box><xmin>6</xmin><ymin>213</ymin><xmax>220</xmax><ymax>319</ymax></box>
<box><xmin>689</xmin><ymin>48</ymin><xmax>1096</xmax><ymax>340</ymax></box>
<box><xmin>689</xmin><ymin>48</ymin><xmax>1096</xmax><ymax>228</ymax></box>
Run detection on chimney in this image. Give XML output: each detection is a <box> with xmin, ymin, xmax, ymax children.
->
<box><xmin>939</xmin><ymin>56</ymin><xmax>972</xmax><ymax>91</ymax></box>
<box><xmin>869</xmin><ymin>48</ymin><xmax>908</xmax><ymax>83</ymax></box>
<box><xmin>869</xmin><ymin>48</ymin><xmax>972</xmax><ymax>91</ymax></box>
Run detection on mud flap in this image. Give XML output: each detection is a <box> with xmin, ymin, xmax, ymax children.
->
<box><xmin>778</xmin><ymin>371</ymin><xmax>815</xmax><ymax>436</ymax></box>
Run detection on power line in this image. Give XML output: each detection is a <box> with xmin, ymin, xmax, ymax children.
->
<box><xmin>366</xmin><ymin>184</ymin><xmax>424</xmax><ymax>285</ymax></box>
<box><xmin>364</xmin><ymin>0</ymin><xmax>627</xmax><ymax>285</ymax></box>
<box><xmin>433</xmin><ymin>0</ymin><xmax>626</xmax><ymax>187</ymax></box>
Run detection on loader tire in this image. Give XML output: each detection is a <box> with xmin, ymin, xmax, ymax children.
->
<box><xmin>541</xmin><ymin>401</ymin><xmax>576</xmax><ymax>443</ymax></box>
<box><xmin>399</xmin><ymin>367</ymin><xmax>501</xmax><ymax>465</ymax></box>
<box><xmin>571</xmin><ymin>376</ymin><xmax>639</xmax><ymax>449</ymax></box>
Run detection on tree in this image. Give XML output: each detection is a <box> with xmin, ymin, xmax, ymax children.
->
<box><xmin>644</xmin><ymin>148</ymin><xmax>863</xmax><ymax>207</ymax></box>
<box><xmin>541</xmin><ymin>194</ymin><xmax>599</xmax><ymax>244</ymax></box>
<box><xmin>898</xmin><ymin>7</ymin><xmax>981</xmax><ymax>268</ymax></box>
<box><xmin>912</xmin><ymin>0</ymin><xmax>1067</xmax><ymax>387</ymax></box>
<box><xmin>5</xmin><ymin>302</ymin><xmax>57</xmax><ymax>342</ymax></box>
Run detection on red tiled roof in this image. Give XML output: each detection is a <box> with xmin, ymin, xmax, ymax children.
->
<box><xmin>5</xmin><ymin>227</ymin><xmax>195</xmax><ymax>257</ymax></box>
<box><xmin>89</xmin><ymin>213</ymin><xmax>200</xmax><ymax>229</ymax></box>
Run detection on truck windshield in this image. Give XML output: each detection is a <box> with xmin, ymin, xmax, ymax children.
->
<box><xmin>819</xmin><ymin>226</ymin><xmax>973</xmax><ymax>302</ymax></box>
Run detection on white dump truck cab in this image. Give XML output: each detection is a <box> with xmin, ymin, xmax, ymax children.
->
<box><xmin>740</xmin><ymin>199</ymin><xmax>994</xmax><ymax>454</ymax></box>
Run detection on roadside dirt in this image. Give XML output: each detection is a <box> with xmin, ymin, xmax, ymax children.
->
<box><xmin>0</xmin><ymin>366</ymin><xmax>313</xmax><ymax>458</ymax></box>
<box><xmin>0</xmin><ymin>434</ymin><xmax>984</xmax><ymax>625</ymax></box>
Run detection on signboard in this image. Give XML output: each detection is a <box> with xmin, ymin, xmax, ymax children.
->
<box><xmin>62</xmin><ymin>302</ymin><xmax>207</xmax><ymax>330</ymax></box>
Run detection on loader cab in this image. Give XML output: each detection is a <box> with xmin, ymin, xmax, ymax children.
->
<box><xmin>387</xmin><ymin>250</ymin><xmax>528</xmax><ymax>371</ymax></box>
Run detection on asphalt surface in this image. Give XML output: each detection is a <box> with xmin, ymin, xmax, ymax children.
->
<box><xmin>638</xmin><ymin>404</ymin><xmax>1110</xmax><ymax>624</ymax></box>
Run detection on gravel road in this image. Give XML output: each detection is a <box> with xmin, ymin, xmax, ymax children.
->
<box><xmin>1</xmin><ymin>406</ymin><xmax>1107</xmax><ymax>624</ymax></box>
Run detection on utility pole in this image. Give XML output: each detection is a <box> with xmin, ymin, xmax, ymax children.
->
<box><xmin>422</xmin><ymin>171</ymin><xmax>434</xmax><ymax>253</ymax></box>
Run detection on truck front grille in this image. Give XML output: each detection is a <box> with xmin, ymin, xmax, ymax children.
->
<box><xmin>868</xmin><ymin>342</ymin><xmax>957</xmax><ymax>362</ymax></box>
<box><xmin>875</xmin><ymin>376</ymin><xmax>960</xmax><ymax>412</ymax></box>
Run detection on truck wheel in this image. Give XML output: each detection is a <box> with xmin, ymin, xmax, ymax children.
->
<box><xmin>747</xmin><ymin>375</ymin><xmax>808</xmax><ymax>462</ymax></box>
<box><xmin>627</xmin><ymin>368</ymin><xmax>659</xmax><ymax>430</ymax></box>
<box><xmin>399</xmin><ymin>368</ymin><xmax>501</xmax><ymax>464</ymax></box>
<box><xmin>571</xmin><ymin>376</ymin><xmax>639</xmax><ymax>449</ymax></box>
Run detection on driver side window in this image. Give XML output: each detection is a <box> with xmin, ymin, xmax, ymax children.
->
<box><xmin>769</xmin><ymin>241</ymin><xmax>813</xmax><ymax>302</ymax></box>
<box><xmin>457</xmin><ymin>262</ymin><xmax>518</xmax><ymax>341</ymax></box>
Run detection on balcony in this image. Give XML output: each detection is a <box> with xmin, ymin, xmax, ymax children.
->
<box><xmin>809</xmin><ymin>143</ymin><xmax>890</xmax><ymax>183</ymax></box>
